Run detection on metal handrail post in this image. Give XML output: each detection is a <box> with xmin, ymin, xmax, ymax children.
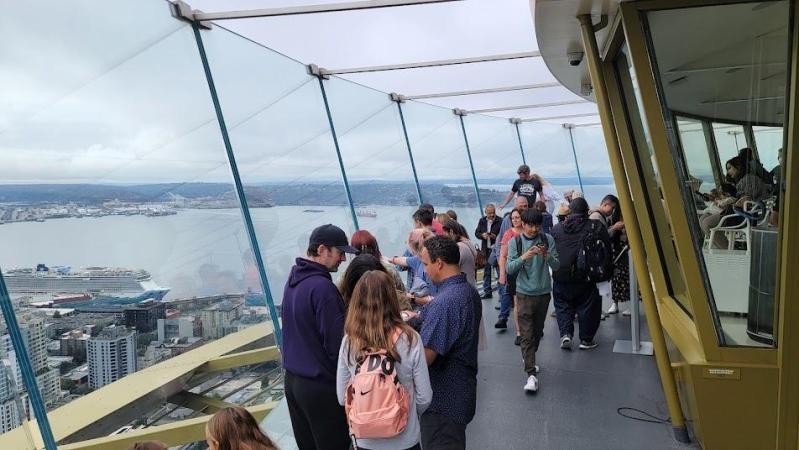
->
<box><xmin>0</xmin><ymin>272</ymin><xmax>58</xmax><ymax>450</ymax></box>
<box><xmin>629</xmin><ymin>251</ymin><xmax>641</xmax><ymax>352</ymax></box>
<box><xmin>455</xmin><ymin>110</ymin><xmax>484</xmax><ymax>213</ymax></box>
<box><xmin>192</xmin><ymin>24</ymin><xmax>283</xmax><ymax>347</ymax></box>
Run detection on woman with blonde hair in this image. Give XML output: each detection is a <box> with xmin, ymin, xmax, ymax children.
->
<box><xmin>205</xmin><ymin>406</ymin><xmax>277</xmax><ymax>450</ymax></box>
<box><xmin>337</xmin><ymin>270</ymin><xmax>432</xmax><ymax>450</ymax></box>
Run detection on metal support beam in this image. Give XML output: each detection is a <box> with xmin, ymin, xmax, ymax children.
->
<box><xmin>510</xmin><ymin>118</ymin><xmax>528</xmax><ymax>165</ymax></box>
<box><xmin>0</xmin><ymin>273</ymin><xmax>58</xmax><ymax>450</ymax></box>
<box><xmin>58</xmin><ymin>403</ymin><xmax>277</xmax><ymax>450</ymax></box>
<box><xmin>199</xmin><ymin>346</ymin><xmax>280</xmax><ymax>373</ymax></box>
<box><xmin>454</xmin><ymin>109</ymin><xmax>484</xmax><ymax>213</ymax></box>
<box><xmin>175</xmin><ymin>0</ymin><xmax>462</xmax><ymax>22</ymax></box>
<box><xmin>192</xmin><ymin>24</ymin><xmax>284</xmax><ymax>348</ymax></box>
<box><xmin>312</xmin><ymin>70</ymin><xmax>360</xmax><ymax>230</ymax></box>
<box><xmin>168</xmin><ymin>391</ymin><xmax>235</xmax><ymax>414</ymax></box>
<box><xmin>466</xmin><ymin>99</ymin><xmax>588</xmax><ymax>114</ymax></box>
<box><xmin>564</xmin><ymin>124</ymin><xmax>585</xmax><ymax>194</ymax></box>
<box><xmin>391</xmin><ymin>93</ymin><xmax>424</xmax><ymax>204</ymax></box>
<box><xmin>405</xmin><ymin>82</ymin><xmax>559</xmax><ymax>100</ymax></box>
<box><xmin>322</xmin><ymin>51</ymin><xmax>540</xmax><ymax>75</ymax></box>
<box><xmin>520</xmin><ymin>112</ymin><xmax>599</xmax><ymax>122</ymax></box>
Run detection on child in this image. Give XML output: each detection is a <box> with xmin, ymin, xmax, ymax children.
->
<box><xmin>205</xmin><ymin>406</ymin><xmax>277</xmax><ymax>450</ymax></box>
<box><xmin>337</xmin><ymin>270</ymin><xmax>432</xmax><ymax>450</ymax></box>
<box><xmin>506</xmin><ymin>209</ymin><xmax>560</xmax><ymax>393</ymax></box>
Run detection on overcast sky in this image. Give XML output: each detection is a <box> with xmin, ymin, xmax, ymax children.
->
<box><xmin>0</xmin><ymin>0</ymin><xmax>606</xmax><ymax>185</ymax></box>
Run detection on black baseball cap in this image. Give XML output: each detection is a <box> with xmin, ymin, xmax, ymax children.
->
<box><xmin>309</xmin><ymin>224</ymin><xmax>359</xmax><ymax>254</ymax></box>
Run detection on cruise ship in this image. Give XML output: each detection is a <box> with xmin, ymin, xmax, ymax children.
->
<box><xmin>3</xmin><ymin>264</ymin><xmax>170</xmax><ymax>307</ymax></box>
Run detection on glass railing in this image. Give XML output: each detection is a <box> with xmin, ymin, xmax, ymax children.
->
<box><xmin>0</xmin><ymin>0</ymin><xmax>606</xmax><ymax>446</ymax></box>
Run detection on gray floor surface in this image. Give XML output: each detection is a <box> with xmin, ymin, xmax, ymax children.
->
<box><xmin>466</xmin><ymin>293</ymin><xmax>701</xmax><ymax>450</ymax></box>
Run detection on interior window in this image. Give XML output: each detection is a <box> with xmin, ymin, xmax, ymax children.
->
<box><xmin>646</xmin><ymin>0</ymin><xmax>790</xmax><ymax>347</ymax></box>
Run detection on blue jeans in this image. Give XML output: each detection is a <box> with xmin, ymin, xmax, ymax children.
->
<box><xmin>482</xmin><ymin>261</ymin><xmax>495</xmax><ymax>295</ymax></box>
<box><xmin>498</xmin><ymin>282</ymin><xmax>513</xmax><ymax>320</ymax></box>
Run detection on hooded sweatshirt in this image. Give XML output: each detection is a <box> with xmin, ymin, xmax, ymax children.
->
<box><xmin>550</xmin><ymin>214</ymin><xmax>610</xmax><ymax>283</ymax></box>
<box><xmin>281</xmin><ymin>257</ymin><xmax>345</xmax><ymax>382</ymax></box>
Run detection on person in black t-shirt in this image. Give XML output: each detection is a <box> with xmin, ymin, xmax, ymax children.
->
<box><xmin>499</xmin><ymin>164</ymin><xmax>542</xmax><ymax>211</ymax></box>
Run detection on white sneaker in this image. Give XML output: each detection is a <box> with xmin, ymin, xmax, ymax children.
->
<box><xmin>622</xmin><ymin>309</ymin><xmax>631</xmax><ymax>316</ymax></box>
<box><xmin>524</xmin><ymin>374</ymin><xmax>539</xmax><ymax>393</ymax></box>
<box><xmin>560</xmin><ymin>335</ymin><xmax>572</xmax><ymax>350</ymax></box>
<box><xmin>607</xmin><ymin>303</ymin><xmax>619</xmax><ymax>314</ymax></box>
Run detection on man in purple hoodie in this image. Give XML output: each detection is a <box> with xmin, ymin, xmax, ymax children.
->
<box><xmin>282</xmin><ymin>224</ymin><xmax>358</xmax><ymax>450</ymax></box>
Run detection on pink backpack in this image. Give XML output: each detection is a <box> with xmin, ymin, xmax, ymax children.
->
<box><xmin>344</xmin><ymin>329</ymin><xmax>410</xmax><ymax>440</ymax></box>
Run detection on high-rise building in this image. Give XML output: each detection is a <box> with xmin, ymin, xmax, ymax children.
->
<box><xmin>124</xmin><ymin>301</ymin><xmax>166</xmax><ymax>333</ymax></box>
<box><xmin>200</xmin><ymin>301</ymin><xmax>243</xmax><ymax>339</ymax></box>
<box><xmin>156</xmin><ymin>316</ymin><xmax>196</xmax><ymax>343</ymax></box>
<box><xmin>87</xmin><ymin>327</ymin><xmax>137</xmax><ymax>390</ymax></box>
<box><xmin>0</xmin><ymin>318</ymin><xmax>62</xmax><ymax>410</ymax></box>
<box><xmin>60</xmin><ymin>330</ymin><xmax>90</xmax><ymax>363</ymax></box>
<box><xmin>0</xmin><ymin>362</ymin><xmax>21</xmax><ymax>434</ymax></box>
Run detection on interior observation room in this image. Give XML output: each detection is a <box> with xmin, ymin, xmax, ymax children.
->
<box><xmin>0</xmin><ymin>0</ymin><xmax>796</xmax><ymax>449</ymax></box>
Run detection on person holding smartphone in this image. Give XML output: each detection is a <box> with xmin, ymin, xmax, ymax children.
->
<box><xmin>506</xmin><ymin>209</ymin><xmax>560</xmax><ymax>393</ymax></box>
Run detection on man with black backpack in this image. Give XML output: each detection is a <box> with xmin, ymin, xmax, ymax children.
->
<box><xmin>550</xmin><ymin>198</ymin><xmax>613</xmax><ymax>350</ymax></box>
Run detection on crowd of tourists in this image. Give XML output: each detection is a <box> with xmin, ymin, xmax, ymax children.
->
<box><xmin>272</xmin><ymin>164</ymin><xmax>627</xmax><ymax>450</ymax></box>
<box><xmin>129</xmin><ymin>165</ymin><xmax>627</xmax><ymax>450</ymax></box>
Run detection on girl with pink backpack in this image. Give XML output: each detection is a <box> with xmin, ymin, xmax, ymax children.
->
<box><xmin>336</xmin><ymin>270</ymin><xmax>432</xmax><ymax>450</ymax></box>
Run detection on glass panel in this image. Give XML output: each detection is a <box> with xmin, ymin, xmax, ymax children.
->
<box><xmin>0</xmin><ymin>281</ymin><xmax>43</xmax><ymax>446</ymax></box>
<box><xmin>517</xmin><ymin>122</ymin><xmax>581</xmax><ymax>215</ymax></box>
<box><xmin>570</xmin><ymin>125</ymin><xmax>618</xmax><ymax>206</ymax></box>
<box><xmin>676</xmin><ymin>117</ymin><xmax>716</xmax><ymax>192</ymax></box>
<box><xmin>0</xmin><ymin>0</ymin><xmax>276</xmax><ymax>442</ymax></box>
<box><xmin>462</xmin><ymin>114</ymin><xmax>524</xmax><ymax>212</ymax></box>
<box><xmin>713</xmin><ymin>123</ymin><xmax>747</xmax><ymax>164</ymax></box>
<box><xmin>324</xmin><ymin>77</ymin><xmax>420</xmax><ymax>258</ymax></box>
<box><xmin>613</xmin><ymin>44</ymin><xmax>691</xmax><ymax>313</ymax></box>
<box><xmin>401</xmin><ymin>100</ymin><xmax>481</xmax><ymax>230</ymax></box>
<box><xmin>200</xmin><ymin>25</ymin><xmax>355</xmax><ymax>302</ymax></box>
<box><xmin>646</xmin><ymin>0</ymin><xmax>790</xmax><ymax>347</ymax></box>
<box><xmin>753</xmin><ymin>125</ymin><xmax>783</xmax><ymax>172</ymax></box>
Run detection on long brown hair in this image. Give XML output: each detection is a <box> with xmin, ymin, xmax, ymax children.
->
<box><xmin>345</xmin><ymin>271</ymin><xmax>415</xmax><ymax>364</ymax></box>
<box><xmin>206</xmin><ymin>406</ymin><xmax>276</xmax><ymax>450</ymax></box>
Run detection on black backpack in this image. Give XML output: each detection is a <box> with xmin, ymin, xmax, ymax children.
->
<box><xmin>573</xmin><ymin>220</ymin><xmax>614</xmax><ymax>282</ymax></box>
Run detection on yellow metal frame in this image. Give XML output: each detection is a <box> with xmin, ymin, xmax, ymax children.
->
<box><xmin>578</xmin><ymin>14</ymin><xmax>689</xmax><ymax>440</ymax></box>
<box><xmin>57</xmin><ymin>402</ymin><xmax>277</xmax><ymax>450</ymax></box>
<box><xmin>776</xmin><ymin>1</ymin><xmax>799</xmax><ymax>447</ymax></box>
<box><xmin>587</xmin><ymin>0</ymin><xmax>799</xmax><ymax>448</ymax></box>
<box><xmin>0</xmin><ymin>323</ymin><xmax>279</xmax><ymax>449</ymax></box>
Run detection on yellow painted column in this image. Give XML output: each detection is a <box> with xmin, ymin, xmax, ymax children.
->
<box><xmin>578</xmin><ymin>13</ymin><xmax>689</xmax><ymax>442</ymax></box>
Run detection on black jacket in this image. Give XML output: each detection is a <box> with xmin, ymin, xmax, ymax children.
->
<box><xmin>474</xmin><ymin>215</ymin><xmax>502</xmax><ymax>252</ymax></box>
<box><xmin>551</xmin><ymin>214</ymin><xmax>611</xmax><ymax>283</ymax></box>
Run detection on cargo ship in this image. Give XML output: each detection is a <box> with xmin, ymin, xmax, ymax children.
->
<box><xmin>4</xmin><ymin>264</ymin><xmax>169</xmax><ymax>308</ymax></box>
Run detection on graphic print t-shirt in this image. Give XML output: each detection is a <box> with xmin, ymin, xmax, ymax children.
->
<box><xmin>512</xmin><ymin>178</ymin><xmax>542</xmax><ymax>204</ymax></box>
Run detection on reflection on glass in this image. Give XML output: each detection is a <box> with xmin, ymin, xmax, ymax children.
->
<box><xmin>0</xmin><ymin>2</ymin><xmax>274</xmax><ymax>441</ymax></box>
<box><xmin>401</xmin><ymin>101</ymin><xmax>482</xmax><ymax>229</ymax></box>
<box><xmin>676</xmin><ymin>117</ymin><xmax>716</xmax><ymax>192</ymax></box>
<box><xmin>325</xmin><ymin>77</ymin><xmax>420</xmax><ymax>259</ymax></box>
<box><xmin>753</xmin><ymin>126</ymin><xmax>783</xmax><ymax>172</ymax></box>
<box><xmin>201</xmin><ymin>25</ymin><xmax>355</xmax><ymax>302</ymax></box>
<box><xmin>614</xmin><ymin>44</ymin><xmax>690</xmax><ymax>312</ymax></box>
<box><xmin>570</xmin><ymin>126</ymin><xmax>617</xmax><ymax>206</ymax></box>
<box><xmin>517</xmin><ymin>122</ymin><xmax>581</xmax><ymax>213</ymax></box>
<box><xmin>712</xmin><ymin>123</ymin><xmax>746</xmax><ymax>164</ymax></box>
<box><xmin>647</xmin><ymin>0</ymin><xmax>790</xmax><ymax>347</ymax></box>
<box><xmin>463</xmin><ymin>114</ymin><xmax>524</xmax><ymax>211</ymax></box>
